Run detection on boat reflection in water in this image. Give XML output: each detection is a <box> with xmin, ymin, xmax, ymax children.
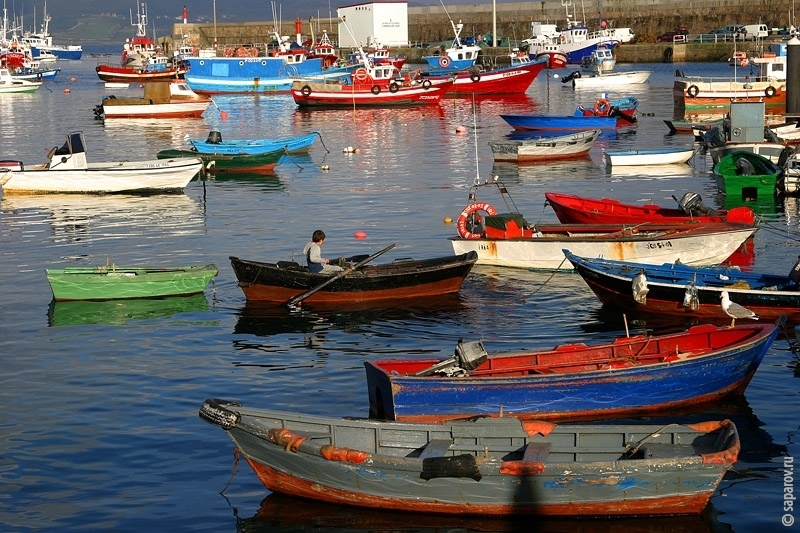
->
<box><xmin>240</xmin><ymin>492</ymin><xmax>724</xmax><ymax>532</ymax></box>
<box><xmin>0</xmin><ymin>193</ymin><xmax>205</xmax><ymax>242</ymax></box>
<box><xmin>233</xmin><ymin>294</ymin><xmax>468</xmax><ymax>338</ymax></box>
<box><xmin>48</xmin><ymin>292</ymin><xmax>210</xmax><ymax>326</ymax></box>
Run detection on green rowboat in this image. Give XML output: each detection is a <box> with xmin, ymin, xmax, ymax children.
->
<box><xmin>46</xmin><ymin>264</ymin><xmax>219</xmax><ymax>301</ymax></box>
<box><xmin>713</xmin><ymin>150</ymin><xmax>782</xmax><ymax>201</ymax></box>
<box><xmin>156</xmin><ymin>147</ymin><xmax>285</xmax><ymax>172</ymax></box>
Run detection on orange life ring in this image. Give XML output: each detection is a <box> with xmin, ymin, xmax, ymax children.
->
<box><xmin>438</xmin><ymin>56</ymin><xmax>451</xmax><ymax>68</ymax></box>
<box><xmin>223</xmin><ymin>47</ymin><xmax>234</xmax><ymax>57</ymax></box>
<box><xmin>354</xmin><ymin>67</ymin><xmax>368</xmax><ymax>82</ymax></box>
<box><xmin>593</xmin><ymin>98</ymin><xmax>610</xmax><ymax>115</ymax></box>
<box><xmin>456</xmin><ymin>202</ymin><xmax>497</xmax><ymax>239</ymax></box>
<box><xmin>560</xmin><ymin>34</ymin><xmax>567</xmax><ymax>43</ymax></box>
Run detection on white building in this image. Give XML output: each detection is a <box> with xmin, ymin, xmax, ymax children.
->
<box><xmin>337</xmin><ymin>1</ymin><xmax>409</xmax><ymax>48</ymax></box>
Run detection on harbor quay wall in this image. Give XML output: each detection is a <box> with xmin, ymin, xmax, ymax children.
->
<box><xmin>170</xmin><ymin>0</ymin><xmax>790</xmax><ymax>62</ymax></box>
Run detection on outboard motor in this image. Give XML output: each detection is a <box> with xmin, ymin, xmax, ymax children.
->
<box><xmin>206</xmin><ymin>130</ymin><xmax>223</xmax><ymax>144</ymax></box>
<box><xmin>703</xmin><ymin>127</ymin><xmax>726</xmax><ymax>148</ymax></box>
<box><xmin>560</xmin><ymin>70</ymin><xmax>582</xmax><ymax>84</ymax></box>
<box><xmin>677</xmin><ymin>192</ymin><xmax>721</xmax><ymax>216</ymax></box>
<box><xmin>789</xmin><ymin>256</ymin><xmax>800</xmax><ymax>285</ymax></box>
<box><xmin>413</xmin><ymin>340</ymin><xmax>488</xmax><ymax>377</ymax></box>
<box><xmin>735</xmin><ymin>157</ymin><xmax>756</xmax><ymax>176</ymax></box>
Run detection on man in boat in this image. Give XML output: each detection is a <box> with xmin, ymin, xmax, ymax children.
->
<box><xmin>303</xmin><ymin>230</ymin><xmax>344</xmax><ymax>274</ymax></box>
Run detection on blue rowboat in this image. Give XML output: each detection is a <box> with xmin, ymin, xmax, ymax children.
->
<box><xmin>200</xmin><ymin>398</ymin><xmax>741</xmax><ymax>516</ymax></box>
<box><xmin>189</xmin><ymin>131</ymin><xmax>320</xmax><ymax>155</ymax></box>
<box><xmin>565</xmin><ymin>250</ymin><xmax>800</xmax><ymax>323</ymax></box>
<box><xmin>500</xmin><ymin>114</ymin><xmax>618</xmax><ymax>131</ymax></box>
<box><xmin>365</xmin><ymin>324</ymin><xmax>778</xmax><ymax>423</ymax></box>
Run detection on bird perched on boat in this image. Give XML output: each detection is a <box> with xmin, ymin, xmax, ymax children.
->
<box><xmin>719</xmin><ymin>290</ymin><xmax>758</xmax><ymax>327</ymax></box>
<box><xmin>632</xmin><ymin>270</ymin><xmax>649</xmax><ymax>304</ymax></box>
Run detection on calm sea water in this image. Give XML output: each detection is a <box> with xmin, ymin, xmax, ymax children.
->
<box><xmin>0</xmin><ymin>45</ymin><xmax>798</xmax><ymax>532</ymax></box>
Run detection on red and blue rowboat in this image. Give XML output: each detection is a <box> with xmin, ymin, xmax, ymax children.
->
<box><xmin>364</xmin><ymin>323</ymin><xmax>778</xmax><ymax>422</ymax></box>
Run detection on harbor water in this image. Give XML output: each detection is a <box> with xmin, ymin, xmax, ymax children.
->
<box><xmin>0</xmin><ymin>46</ymin><xmax>798</xmax><ymax>531</ymax></box>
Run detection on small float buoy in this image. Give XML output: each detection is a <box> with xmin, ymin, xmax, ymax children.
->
<box><xmin>455</xmin><ymin>125</ymin><xmax>467</xmax><ymax>134</ymax></box>
<box><xmin>343</xmin><ymin>146</ymin><xmax>356</xmax><ymax>153</ymax></box>
<box><xmin>70</xmin><ymin>77</ymin><xmax>77</xmax><ymax>82</ymax></box>
<box><xmin>444</xmin><ymin>216</ymin><xmax>453</xmax><ymax>224</ymax></box>
<box><xmin>219</xmin><ymin>111</ymin><xmax>228</xmax><ymax>119</ymax></box>
<box><xmin>354</xmin><ymin>230</ymin><xmax>367</xmax><ymax>239</ymax></box>
<box><xmin>321</xmin><ymin>164</ymin><xmax>329</xmax><ymax>171</ymax></box>
<box><xmin>63</xmin><ymin>88</ymin><xmax>70</xmax><ymax>93</ymax></box>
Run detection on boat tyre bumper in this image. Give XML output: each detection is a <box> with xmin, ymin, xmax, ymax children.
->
<box><xmin>199</xmin><ymin>398</ymin><xmax>241</xmax><ymax>430</ymax></box>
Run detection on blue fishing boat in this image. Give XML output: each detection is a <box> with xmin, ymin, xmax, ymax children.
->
<box><xmin>182</xmin><ymin>34</ymin><xmax>356</xmax><ymax>94</ymax></box>
<box><xmin>11</xmin><ymin>66</ymin><xmax>61</xmax><ymax>81</ymax></box>
<box><xmin>189</xmin><ymin>131</ymin><xmax>320</xmax><ymax>155</ymax></box>
<box><xmin>421</xmin><ymin>19</ymin><xmax>482</xmax><ymax>74</ymax></box>
<box><xmin>565</xmin><ymin>250</ymin><xmax>800</xmax><ymax>323</ymax></box>
<box><xmin>365</xmin><ymin>324</ymin><xmax>778</xmax><ymax>422</ymax></box>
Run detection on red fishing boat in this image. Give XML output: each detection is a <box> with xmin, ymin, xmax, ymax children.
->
<box><xmin>291</xmin><ymin>61</ymin><xmax>453</xmax><ymax>107</ymax></box>
<box><xmin>545</xmin><ymin>191</ymin><xmax>757</xmax><ymax>227</ymax></box>
<box><xmin>423</xmin><ymin>51</ymin><xmax>547</xmax><ymax>96</ymax></box>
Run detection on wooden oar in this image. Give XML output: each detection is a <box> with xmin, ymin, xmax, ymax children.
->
<box><xmin>285</xmin><ymin>243</ymin><xmax>396</xmax><ymax>307</ymax></box>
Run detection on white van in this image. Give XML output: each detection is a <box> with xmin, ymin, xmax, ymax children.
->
<box><xmin>607</xmin><ymin>28</ymin><xmax>635</xmax><ymax>43</ymax></box>
<box><xmin>743</xmin><ymin>24</ymin><xmax>769</xmax><ymax>40</ymax></box>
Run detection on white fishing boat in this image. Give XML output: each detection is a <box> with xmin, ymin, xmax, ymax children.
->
<box><xmin>563</xmin><ymin>69</ymin><xmax>651</xmax><ymax>88</ymax></box>
<box><xmin>448</xmin><ymin>179</ymin><xmax>756</xmax><ymax>270</ymax></box>
<box><xmin>0</xmin><ymin>67</ymin><xmax>42</xmax><ymax>93</ymax></box>
<box><xmin>0</xmin><ymin>131</ymin><xmax>203</xmax><ymax>194</ymax></box>
<box><xmin>604</xmin><ymin>147</ymin><xmax>696</xmax><ymax>166</ymax></box>
<box><xmin>488</xmin><ymin>129</ymin><xmax>601</xmax><ymax>162</ymax></box>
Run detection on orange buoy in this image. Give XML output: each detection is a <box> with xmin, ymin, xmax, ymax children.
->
<box><xmin>354</xmin><ymin>230</ymin><xmax>367</xmax><ymax>239</ymax></box>
<box><xmin>63</xmin><ymin>88</ymin><xmax>70</xmax><ymax>93</ymax></box>
<box><xmin>219</xmin><ymin>111</ymin><xmax>228</xmax><ymax>119</ymax></box>
<box><xmin>70</xmin><ymin>77</ymin><xmax>77</xmax><ymax>82</ymax></box>
<box><xmin>456</xmin><ymin>125</ymin><xmax>467</xmax><ymax>134</ymax></box>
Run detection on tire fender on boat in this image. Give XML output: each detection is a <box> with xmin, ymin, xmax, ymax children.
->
<box><xmin>371</xmin><ymin>85</ymin><xmax>381</xmax><ymax>95</ymax></box>
<box><xmin>470</xmin><ymin>71</ymin><xmax>481</xmax><ymax>83</ymax></box>
<box><xmin>456</xmin><ymin>202</ymin><xmax>497</xmax><ymax>239</ymax></box>
<box><xmin>687</xmin><ymin>85</ymin><xmax>700</xmax><ymax>97</ymax></box>
<box><xmin>300</xmin><ymin>85</ymin><xmax>312</xmax><ymax>97</ymax></box>
<box><xmin>765</xmin><ymin>86</ymin><xmax>776</xmax><ymax>97</ymax></box>
<box><xmin>422</xmin><ymin>79</ymin><xmax>432</xmax><ymax>90</ymax></box>
<box><xmin>389</xmin><ymin>82</ymin><xmax>399</xmax><ymax>93</ymax></box>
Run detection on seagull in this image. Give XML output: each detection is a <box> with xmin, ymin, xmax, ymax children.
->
<box><xmin>719</xmin><ymin>291</ymin><xmax>758</xmax><ymax>327</ymax></box>
<box><xmin>632</xmin><ymin>270</ymin><xmax>649</xmax><ymax>304</ymax></box>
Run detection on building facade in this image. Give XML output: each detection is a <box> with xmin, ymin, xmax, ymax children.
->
<box><xmin>337</xmin><ymin>1</ymin><xmax>409</xmax><ymax>47</ymax></box>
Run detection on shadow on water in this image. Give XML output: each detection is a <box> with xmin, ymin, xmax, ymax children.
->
<box><xmin>236</xmin><ymin>492</ymin><xmax>727</xmax><ymax>532</ymax></box>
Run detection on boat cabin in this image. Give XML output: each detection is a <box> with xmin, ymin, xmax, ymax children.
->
<box><xmin>46</xmin><ymin>132</ymin><xmax>88</xmax><ymax>170</ymax></box>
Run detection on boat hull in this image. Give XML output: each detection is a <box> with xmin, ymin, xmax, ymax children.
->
<box><xmin>489</xmin><ymin>129</ymin><xmax>600</xmax><ymax>162</ymax></box>
<box><xmin>566</xmin><ymin>252</ymin><xmax>800</xmax><ymax>322</ymax></box>
<box><xmin>182</xmin><ymin>56</ymin><xmax>349</xmax><ymax>94</ymax></box>
<box><xmin>199</xmin><ymin>399</ymin><xmax>740</xmax><ymax>517</ymax></box>
<box><xmin>365</xmin><ymin>324</ymin><xmax>777</xmax><ymax>422</ymax></box>
<box><xmin>0</xmin><ymin>158</ymin><xmax>203</xmax><ymax>194</ymax></box>
<box><xmin>604</xmin><ymin>148</ymin><xmax>695</xmax><ymax>166</ymax></box>
<box><xmin>229</xmin><ymin>252</ymin><xmax>477</xmax><ymax>304</ymax></box>
<box><xmin>572</xmin><ymin>70</ymin><xmax>651</xmax><ymax>88</ymax></box>
<box><xmin>156</xmin><ymin>149</ymin><xmax>283</xmax><ymax>172</ymax></box>
<box><xmin>95</xmin><ymin>65</ymin><xmax>183</xmax><ymax>83</ymax></box>
<box><xmin>100</xmin><ymin>101</ymin><xmax>209</xmax><ymax>118</ymax></box>
<box><xmin>444</xmin><ymin>59</ymin><xmax>546</xmax><ymax>95</ymax></box>
<box><xmin>189</xmin><ymin>132</ymin><xmax>319</xmax><ymax>155</ymax></box>
<box><xmin>291</xmin><ymin>79</ymin><xmax>453</xmax><ymax>107</ymax></box>
<box><xmin>544</xmin><ymin>192</ymin><xmax>756</xmax><ymax>226</ymax></box>
<box><xmin>449</xmin><ymin>222</ymin><xmax>755</xmax><ymax>270</ymax></box>
<box><xmin>46</xmin><ymin>264</ymin><xmax>219</xmax><ymax>301</ymax></box>
<box><xmin>673</xmin><ymin>79</ymin><xmax>786</xmax><ymax>115</ymax></box>
<box><xmin>500</xmin><ymin>114</ymin><xmax>618</xmax><ymax>131</ymax></box>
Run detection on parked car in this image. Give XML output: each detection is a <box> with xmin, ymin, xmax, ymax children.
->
<box><xmin>657</xmin><ymin>27</ymin><xmax>688</xmax><ymax>42</ymax></box>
